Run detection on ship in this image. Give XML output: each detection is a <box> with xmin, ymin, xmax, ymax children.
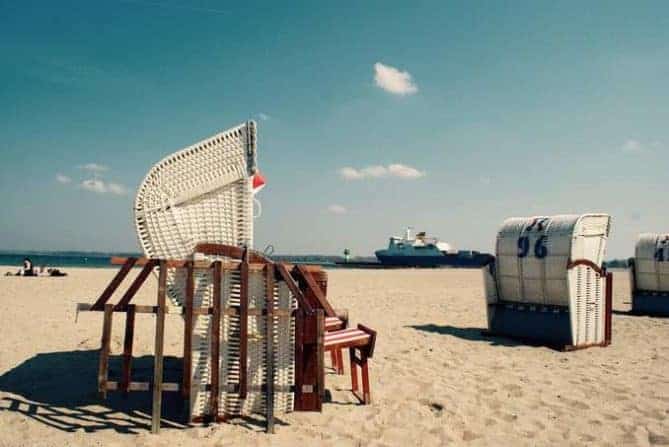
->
<box><xmin>374</xmin><ymin>228</ymin><xmax>493</xmax><ymax>268</ymax></box>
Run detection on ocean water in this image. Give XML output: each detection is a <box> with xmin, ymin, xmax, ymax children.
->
<box><xmin>0</xmin><ymin>251</ymin><xmax>364</xmax><ymax>271</ymax></box>
<box><xmin>0</xmin><ymin>252</ymin><xmax>139</xmax><ymax>270</ymax></box>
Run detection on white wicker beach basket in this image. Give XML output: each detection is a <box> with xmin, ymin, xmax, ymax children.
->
<box><xmin>134</xmin><ymin>121</ymin><xmax>295</xmax><ymax>419</ymax></box>
<box><xmin>634</xmin><ymin>233</ymin><xmax>669</xmax><ymax>292</ymax></box>
<box><xmin>485</xmin><ymin>214</ymin><xmax>611</xmax><ymax>346</ymax></box>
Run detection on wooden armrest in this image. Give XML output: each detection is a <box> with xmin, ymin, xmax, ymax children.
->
<box><xmin>567</xmin><ymin>259</ymin><xmax>605</xmax><ymax>276</ymax></box>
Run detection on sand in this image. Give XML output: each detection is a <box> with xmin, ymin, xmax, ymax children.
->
<box><xmin>0</xmin><ymin>266</ymin><xmax>667</xmax><ymax>447</ymax></box>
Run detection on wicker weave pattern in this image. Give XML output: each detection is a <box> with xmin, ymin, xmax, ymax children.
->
<box><xmin>186</xmin><ymin>268</ymin><xmax>296</xmax><ymax>418</ymax></box>
<box><xmin>494</xmin><ymin>214</ymin><xmax>610</xmax><ymax>306</ymax></box>
<box><xmin>135</xmin><ymin>122</ymin><xmax>256</xmax><ymax>307</ymax></box>
<box><xmin>485</xmin><ymin>214</ymin><xmax>611</xmax><ymax>345</ymax></box>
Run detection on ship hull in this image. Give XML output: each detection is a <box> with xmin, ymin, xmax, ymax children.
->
<box><xmin>375</xmin><ymin>253</ymin><xmax>492</xmax><ymax>268</ymax></box>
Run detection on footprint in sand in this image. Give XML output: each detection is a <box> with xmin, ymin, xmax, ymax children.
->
<box><xmin>462</xmin><ymin>430</ymin><xmax>482</xmax><ymax>442</ymax></box>
<box><xmin>560</xmin><ymin>397</ymin><xmax>590</xmax><ymax>410</ymax></box>
<box><xmin>649</xmin><ymin>431</ymin><xmax>669</xmax><ymax>445</ymax></box>
<box><xmin>502</xmin><ymin>384</ymin><xmax>524</xmax><ymax>398</ymax></box>
<box><xmin>419</xmin><ymin>399</ymin><xmax>445</xmax><ymax>417</ymax></box>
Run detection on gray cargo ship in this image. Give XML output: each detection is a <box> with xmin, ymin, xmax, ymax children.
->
<box><xmin>374</xmin><ymin>228</ymin><xmax>492</xmax><ymax>268</ymax></box>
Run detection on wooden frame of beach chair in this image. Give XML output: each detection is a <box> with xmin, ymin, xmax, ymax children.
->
<box><xmin>77</xmin><ymin>247</ymin><xmax>377</xmax><ymax>433</ymax></box>
<box><xmin>324</xmin><ymin>324</ymin><xmax>377</xmax><ymax>404</ymax></box>
<box><xmin>629</xmin><ymin>233</ymin><xmax>669</xmax><ymax>316</ymax></box>
<box><xmin>291</xmin><ymin>265</ymin><xmax>348</xmax><ymax>375</ymax></box>
<box><xmin>78</xmin><ymin>254</ymin><xmax>325</xmax><ymax>433</ymax></box>
<box><xmin>78</xmin><ymin>258</ymin><xmax>176</xmax><ymax>434</ymax></box>
<box><xmin>483</xmin><ymin>214</ymin><xmax>613</xmax><ymax>350</ymax></box>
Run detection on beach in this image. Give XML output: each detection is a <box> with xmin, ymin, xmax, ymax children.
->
<box><xmin>0</xmin><ymin>266</ymin><xmax>667</xmax><ymax>447</ymax></box>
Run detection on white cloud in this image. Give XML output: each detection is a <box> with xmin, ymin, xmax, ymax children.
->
<box><xmin>56</xmin><ymin>173</ymin><xmax>72</xmax><ymax>184</ymax></box>
<box><xmin>79</xmin><ymin>163</ymin><xmax>109</xmax><ymax>173</ymax></box>
<box><xmin>621</xmin><ymin>139</ymin><xmax>643</xmax><ymax>153</ymax></box>
<box><xmin>339</xmin><ymin>164</ymin><xmax>425</xmax><ymax>180</ymax></box>
<box><xmin>479</xmin><ymin>176</ymin><xmax>492</xmax><ymax>185</ymax></box>
<box><xmin>373</xmin><ymin>62</ymin><xmax>418</xmax><ymax>96</ymax></box>
<box><xmin>327</xmin><ymin>204</ymin><xmax>347</xmax><ymax>215</ymax></box>
<box><xmin>80</xmin><ymin>178</ymin><xmax>107</xmax><ymax>193</ymax></box>
<box><xmin>80</xmin><ymin>178</ymin><xmax>128</xmax><ymax>195</ymax></box>
<box><xmin>387</xmin><ymin>163</ymin><xmax>424</xmax><ymax>179</ymax></box>
<box><xmin>339</xmin><ymin>167</ymin><xmax>364</xmax><ymax>180</ymax></box>
<box><xmin>257</xmin><ymin>113</ymin><xmax>270</xmax><ymax>121</ymax></box>
<box><xmin>107</xmin><ymin>182</ymin><xmax>129</xmax><ymax>195</ymax></box>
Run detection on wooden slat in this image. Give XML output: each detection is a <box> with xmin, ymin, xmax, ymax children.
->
<box><xmin>265</xmin><ymin>263</ymin><xmax>275</xmax><ymax>434</ymax></box>
<box><xmin>295</xmin><ymin>265</ymin><xmax>336</xmax><ymax>317</ymax></box>
<box><xmin>605</xmin><ymin>272</ymin><xmax>613</xmax><ymax>345</ymax></box>
<box><xmin>97</xmin><ymin>304</ymin><xmax>114</xmax><ymax>399</ymax></box>
<box><xmin>152</xmin><ymin>261</ymin><xmax>167</xmax><ymax>434</ymax></box>
<box><xmin>316</xmin><ymin>310</ymin><xmax>325</xmax><ymax>405</ymax></box>
<box><xmin>195</xmin><ymin>383</ymin><xmax>294</xmax><ymax>393</ymax></box>
<box><xmin>210</xmin><ymin>261</ymin><xmax>222</xmax><ymax>419</ymax></box>
<box><xmin>194</xmin><ymin>243</ymin><xmax>272</xmax><ymax>264</ymax></box>
<box><xmin>182</xmin><ymin>261</ymin><xmax>194</xmax><ymax>400</ymax></box>
<box><xmin>567</xmin><ymin>258</ymin><xmax>605</xmax><ymax>276</ymax></box>
<box><xmin>239</xmin><ymin>250</ymin><xmax>249</xmax><ymax>399</ymax></box>
<box><xmin>293</xmin><ymin>309</ymin><xmax>305</xmax><ymax>410</ymax></box>
<box><xmin>91</xmin><ymin>258</ymin><xmax>137</xmax><ymax>310</ymax></box>
<box><xmin>121</xmin><ymin>304</ymin><xmax>136</xmax><ymax>393</ymax></box>
<box><xmin>111</xmin><ymin>256</ymin><xmax>321</xmax><ymax>272</ymax></box>
<box><xmin>115</xmin><ymin>260</ymin><xmax>159</xmax><ymax>311</ymax></box>
<box><xmin>80</xmin><ymin>302</ymin><xmax>292</xmax><ymax>317</ymax></box>
<box><xmin>276</xmin><ymin>263</ymin><xmax>313</xmax><ymax>313</ymax></box>
<box><xmin>106</xmin><ymin>381</ymin><xmax>181</xmax><ymax>392</ymax></box>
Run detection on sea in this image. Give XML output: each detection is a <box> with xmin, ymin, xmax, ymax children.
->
<box><xmin>0</xmin><ymin>251</ymin><xmax>139</xmax><ymax>270</ymax></box>
<box><xmin>0</xmin><ymin>251</ymin><xmax>377</xmax><ymax>270</ymax></box>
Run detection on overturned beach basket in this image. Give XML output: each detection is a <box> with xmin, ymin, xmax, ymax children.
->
<box><xmin>483</xmin><ymin>214</ymin><xmax>613</xmax><ymax>349</ymax></box>
<box><xmin>133</xmin><ymin>121</ymin><xmax>298</xmax><ymax>421</ymax></box>
<box><xmin>630</xmin><ymin>233</ymin><xmax>669</xmax><ymax>316</ymax></box>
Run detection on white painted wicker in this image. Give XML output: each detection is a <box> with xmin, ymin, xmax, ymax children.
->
<box><xmin>484</xmin><ymin>214</ymin><xmax>611</xmax><ymax>346</ymax></box>
<box><xmin>188</xmin><ymin>267</ymin><xmax>296</xmax><ymax>418</ymax></box>
<box><xmin>135</xmin><ymin>121</ymin><xmax>257</xmax><ymax>300</ymax></box>
<box><xmin>634</xmin><ymin>233</ymin><xmax>669</xmax><ymax>292</ymax></box>
<box><xmin>133</xmin><ymin>121</ymin><xmax>295</xmax><ymax>419</ymax></box>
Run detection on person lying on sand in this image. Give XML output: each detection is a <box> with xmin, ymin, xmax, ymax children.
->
<box><xmin>22</xmin><ymin>257</ymin><xmax>34</xmax><ymax>276</ymax></box>
<box><xmin>4</xmin><ymin>262</ymin><xmax>67</xmax><ymax>277</ymax></box>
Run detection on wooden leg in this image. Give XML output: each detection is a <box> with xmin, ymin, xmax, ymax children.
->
<box><xmin>330</xmin><ymin>350</ymin><xmax>338</xmax><ymax>371</ymax></box>
<box><xmin>349</xmin><ymin>348</ymin><xmax>358</xmax><ymax>396</ymax></box>
<box><xmin>361</xmin><ymin>353</ymin><xmax>371</xmax><ymax>404</ymax></box>
<box><xmin>121</xmin><ymin>304</ymin><xmax>136</xmax><ymax>394</ymax></box>
<box><xmin>152</xmin><ymin>261</ymin><xmax>167</xmax><ymax>434</ymax></box>
<box><xmin>182</xmin><ymin>262</ymin><xmax>194</xmax><ymax>401</ymax></box>
<box><xmin>336</xmin><ymin>349</ymin><xmax>344</xmax><ymax>375</ymax></box>
<box><xmin>98</xmin><ymin>304</ymin><xmax>114</xmax><ymax>399</ymax></box>
<box><xmin>265</xmin><ymin>263</ymin><xmax>275</xmax><ymax>434</ymax></box>
<box><xmin>210</xmin><ymin>261</ymin><xmax>222</xmax><ymax>419</ymax></box>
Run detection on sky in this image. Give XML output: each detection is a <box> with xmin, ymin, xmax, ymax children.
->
<box><xmin>1</xmin><ymin>0</ymin><xmax>668</xmax><ymax>257</ymax></box>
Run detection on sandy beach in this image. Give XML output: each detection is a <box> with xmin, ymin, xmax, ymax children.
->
<box><xmin>0</xmin><ymin>266</ymin><xmax>667</xmax><ymax>447</ymax></box>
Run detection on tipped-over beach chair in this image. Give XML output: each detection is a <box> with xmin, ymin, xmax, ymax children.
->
<box><xmin>78</xmin><ymin>121</ymin><xmax>377</xmax><ymax>434</ymax></box>
<box><xmin>483</xmin><ymin>214</ymin><xmax>613</xmax><ymax>349</ymax></box>
<box><xmin>133</xmin><ymin>121</ymin><xmax>295</xmax><ymax>421</ymax></box>
<box><xmin>629</xmin><ymin>233</ymin><xmax>669</xmax><ymax>316</ymax></box>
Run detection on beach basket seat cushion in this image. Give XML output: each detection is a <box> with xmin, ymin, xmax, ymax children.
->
<box><xmin>324</xmin><ymin>324</ymin><xmax>376</xmax><ymax>404</ymax></box>
<box><xmin>484</xmin><ymin>214</ymin><xmax>611</xmax><ymax>347</ymax></box>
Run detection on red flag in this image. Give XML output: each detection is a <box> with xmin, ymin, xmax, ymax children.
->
<box><xmin>252</xmin><ymin>171</ymin><xmax>266</xmax><ymax>195</ymax></box>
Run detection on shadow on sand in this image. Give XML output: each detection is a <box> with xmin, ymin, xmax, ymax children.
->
<box><xmin>0</xmin><ymin>349</ymin><xmax>189</xmax><ymax>433</ymax></box>
<box><xmin>407</xmin><ymin>324</ymin><xmax>523</xmax><ymax>347</ymax></box>
<box><xmin>0</xmin><ymin>349</ymin><xmax>294</xmax><ymax>433</ymax></box>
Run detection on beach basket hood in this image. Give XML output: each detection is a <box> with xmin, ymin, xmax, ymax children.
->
<box><xmin>134</xmin><ymin>121</ymin><xmax>257</xmax><ymax>305</ymax></box>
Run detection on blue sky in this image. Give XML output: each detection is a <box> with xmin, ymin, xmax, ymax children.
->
<box><xmin>1</xmin><ymin>1</ymin><xmax>667</xmax><ymax>257</ymax></box>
